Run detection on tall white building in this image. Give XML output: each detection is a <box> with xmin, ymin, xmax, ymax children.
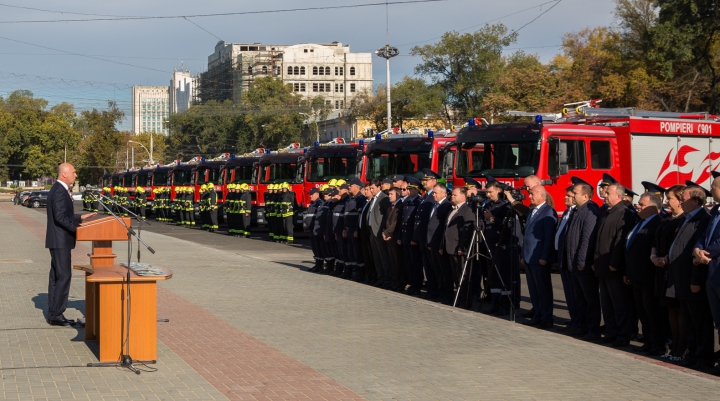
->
<box><xmin>170</xmin><ymin>70</ymin><xmax>196</xmax><ymax>115</ymax></box>
<box><xmin>201</xmin><ymin>41</ymin><xmax>372</xmax><ymax>109</ymax></box>
<box><xmin>132</xmin><ymin>86</ymin><xmax>170</xmax><ymax>135</ymax></box>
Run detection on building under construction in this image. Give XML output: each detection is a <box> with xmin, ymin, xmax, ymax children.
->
<box><xmin>194</xmin><ymin>41</ymin><xmax>373</xmax><ymax>109</ymax></box>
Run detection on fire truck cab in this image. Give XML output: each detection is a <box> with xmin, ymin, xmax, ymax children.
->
<box><xmin>255</xmin><ymin>145</ymin><xmax>305</xmax><ymax>226</ymax></box>
<box><xmin>300</xmin><ymin>138</ymin><xmax>365</xmax><ymax>208</ymax></box>
<box><xmin>364</xmin><ymin>131</ymin><xmax>456</xmax><ymax>182</ymax></box>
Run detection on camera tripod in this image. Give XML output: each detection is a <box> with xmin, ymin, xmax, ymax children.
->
<box><xmin>455</xmin><ymin>203</ymin><xmax>520</xmax><ymax>321</ymax></box>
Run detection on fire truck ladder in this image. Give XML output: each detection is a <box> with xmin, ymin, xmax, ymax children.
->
<box><xmin>578</xmin><ymin>107</ymin><xmax>717</xmax><ymax>120</ymax></box>
<box><xmin>503</xmin><ymin>110</ymin><xmax>562</xmax><ymax>121</ymax></box>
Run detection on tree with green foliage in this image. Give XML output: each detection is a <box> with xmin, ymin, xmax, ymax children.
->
<box><xmin>411</xmin><ymin>23</ymin><xmax>517</xmax><ymax>119</ymax></box>
<box><xmin>75</xmin><ymin>101</ymin><xmax>126</xmax><ymax>185</ymax></box>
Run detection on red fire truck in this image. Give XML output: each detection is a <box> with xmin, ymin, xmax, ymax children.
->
<box><xmin>450</xmin><ymin>108</ymin><xmax>720</xmax><ymax>212</ymax></box>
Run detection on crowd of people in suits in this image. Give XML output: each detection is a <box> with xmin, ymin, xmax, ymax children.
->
<box><xmin>302</xmin><ymin>169</ymin><xmax>720</xmax><ymax>375</ymax></box>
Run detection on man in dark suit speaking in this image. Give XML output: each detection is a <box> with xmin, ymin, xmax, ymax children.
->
<box><xmin>45</xmin><ymin>163</ymin><xmax>96</xmax><ymax>326</ymax></box>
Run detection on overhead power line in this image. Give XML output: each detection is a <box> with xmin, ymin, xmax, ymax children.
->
<box><xmin>0</xmin><ymin>0</ymin><xmax>445</xmax><ymax>24</ymax></box>
<box><xmin>0</xmin><ymin>35</ymin><xmax>169</xmax><ymax>74</ymax></box>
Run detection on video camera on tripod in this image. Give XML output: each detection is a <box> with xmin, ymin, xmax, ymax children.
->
<box><xmin>500</xmin><ymin>183</ymin><xmax>526</xmax><ymax>203</ymax></box>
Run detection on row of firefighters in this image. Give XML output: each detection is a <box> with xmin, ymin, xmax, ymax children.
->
<box><xmin>84</xmin><ymin>183</ymin><xmax>297</xmax><ymax>240</ymax></box>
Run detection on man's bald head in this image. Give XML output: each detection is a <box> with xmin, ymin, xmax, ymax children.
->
<box><xmin>57</xmin><ymin>163</ymin><xmax>77</xmax><ymax>186</ymax></box>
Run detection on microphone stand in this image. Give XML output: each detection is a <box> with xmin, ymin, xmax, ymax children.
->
<box><xmin>86</xmin><ymin>195</ymin><xmax>157</xmax><ymax>374</ymax></box>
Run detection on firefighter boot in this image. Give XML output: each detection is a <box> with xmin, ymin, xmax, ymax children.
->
<box><xmin>330</xmin><ymin>262</ymin><xmax>343</xmax><ymax>277</ymax></box>
<box><xmin>322</xmin><ymin>260</ymin><xmax>334</xmax><ymax>275</ymax></box>
<box><xmin>339</xmin><ymin>264</ymin><xmax>353</xmax><ymax>280</ymax></box>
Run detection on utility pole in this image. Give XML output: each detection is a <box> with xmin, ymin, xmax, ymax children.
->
<box><xmin>131</xmin><ymin>146</ymin><xmax>135</xmax><ymax>168</ymax></box>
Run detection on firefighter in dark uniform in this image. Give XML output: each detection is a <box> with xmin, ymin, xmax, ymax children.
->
<box><xmin>240</xmin><ymin>183</ymin><xmax>252</xmax><ymax>237</ymax></box>
<box><xmin>207</xmin><ymin>183</ymin><xmax>219</xmax><ymax>232</ymax></box>
<box><xmin>162</xmin><ymin>187</ymin><xmax>170</xmax><ymax>222</ymax></box>
<box><xmin>343</xmin><ymin>178</ymin><xmax>367</xmax><ymax>281</ymax></box>
<box><xmin>400</xmin><ymin>177</ymin><xmax>423</xmax><ymax>295</ymax></box>
<box><xmin>281</xmin><ymin>182</ymin><xmax>297</xmax><ymax>244</ymax></box>
<box><xmin>100</xmin><ymin>187</ymin><xmax>111</xmax><ymax>214</ymax></box>
<box><xmin>330</xmin><ymin>187</ymin><xmax>349</xmax><ymax>276</ymax></box>
<box><xmin>319</xmin><ymin>186</ymin><xmax>335</xmax><ymax>274</ymax></box>
<box><xmin>227</xmin><ymin>184</ymin><xmax>238</xmax><ymax>235</ymax></box>
<box><xmin>177</xmin><ymin>186</ymin><xmax>186</xmax><ymax>225</ymax></box>
<box><xmin>188</xmin><ymin>185</ymin><xmax>197</xmax><ymax>227</ymax></box>
<box><xmin>304</xmin><ymin>187</ymin><xmax>324</xmax><ymax>272</ymax></box>
<box><xmin>265</xmin><ymin>184</ymin><xmax>276</xmax><ymax>241</ymax></box>
<box><xmin>118</xmin><ymin>187</ymin><xmax>129</xmax><ymax>216</ymax></box>
<box><xmin>199</xmin><ymin>184</ymin><xmax>209</xmax><ymax>229</ymax></box>
<box><xmin>152</xmin><ymin>188</ymin><xmax>161</xmax><ymax>221</ymax></box>
<box><xmin>135</xmin><ymin>186</ymin><xmax>147</xmax><ymax>220</ymax></box>
<box><xmin>482</xmin><ymin>178</ymin><xmax>520</xmax><ymax>315</ymax></box>
<box><xmin>82</xmin><ymin>189</ymin><xmax>90</xmax><ymax>211</ymax></box>
<box><xmin>91</xmin><ymin>189</ymin><xmax>99</xmax><ymax>212</ymax></box>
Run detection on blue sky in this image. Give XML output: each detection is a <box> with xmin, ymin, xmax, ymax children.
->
<box><xmin>0</xmin><ymin>0</ymin><xmax>617</xmax><ymax>130</ymax></box>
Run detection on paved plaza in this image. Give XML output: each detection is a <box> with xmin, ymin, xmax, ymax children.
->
<box><xmin>1</xmin><ymin>201</ymin><xmax>720</xmax><ymax>400</ymax></box>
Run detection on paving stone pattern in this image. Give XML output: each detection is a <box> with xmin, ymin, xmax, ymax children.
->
<box><xmin>3</xmin><ymin>202</ymin><xmax>720</xmax><ymax>400</ymax></box>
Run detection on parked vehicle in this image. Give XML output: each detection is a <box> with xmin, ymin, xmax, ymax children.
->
<box><xmin>24</xmin><ymin>191</ymin><xmax>49</xmax><ymax>208</ymax></box>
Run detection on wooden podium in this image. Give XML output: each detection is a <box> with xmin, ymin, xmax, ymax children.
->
<box><xmin>74</xmin><ymin>216</ymin><xmax>172</xmax><ymax>363</ymax></box>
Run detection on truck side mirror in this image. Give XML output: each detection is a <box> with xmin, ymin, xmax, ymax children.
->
<box><xmin>558</xmin><ymin>142</ymin><xmax>569</xmax><ymax>175</ymax></box>
<box><xmin>441</xmin><ymin>151</ymin><xmax>454</xmax><ymax>178</ymax></box>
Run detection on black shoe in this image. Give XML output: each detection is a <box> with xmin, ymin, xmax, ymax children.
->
<box><xmin>48</xmin><ymin>319</ymin><xmax>71</xmax><ymax>326</ymax></box>
<box><xmin>633</xmin><ymin>343</ymin><xmax>652</xmax><ymax>353</ymax></box>
<box><xmin>521</xmin><ymin>309</ymin><xmax>536</xmax><ymax>318</ymax></box>
<box><xmin>705</xmin><ymin>364</ymin><xmax>720</xmax><ymax>376</ymax></box>
<box><xmin>611</xmin><ymin>339</ymin><xmax>630</xmax><ymax>347</ymax></box>
<box><xmin>677</xmin><ymin>358</ymin><xmax>698</xmax><ymax>368</ymax></box>
<box><xmin>523</xmin><ymin>319</ymin><xmax>542</xmax><ymax>327</ymax></box>
<box><xmin>538</xmin><ymin>321</ymin><xmax>554</xmax><ymax>329</ymax></box>
<box><xmin>646</xmin><ymin>348</ymin><xmax>666</xmax><ymax>357</ymax></box>
<box><xmin>580</xmin><ymin>333</ymin><xmax>602</xmax><ymax>342</ymax></box>
<box><xmin>600</xmin><ymin>336</ymin><xmax>617</xmax><ymax>344</ymax></box>
<box><xmin>556</xmin><ymin>323</ymin><xmax>574</xmax><ymax>332</ymax></box>
<box><xmin>406</xmin><ymin>286</ymin><xmax>420</xmax><ymax>296</ymax></box>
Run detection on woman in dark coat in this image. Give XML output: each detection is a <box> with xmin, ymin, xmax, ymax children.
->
<box><xmin>651</xmin><ymin>184</ymin><xmax>686</xmax><ymax>361</ymax></box>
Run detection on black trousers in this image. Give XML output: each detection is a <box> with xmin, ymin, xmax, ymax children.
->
<box><xmin>310</xmin><ymin>235</ymin><xmax>323</xmax><ymax>260</ymax></box>
<box><xmin>448</xmin><ymin>254</ymin><xmax>471</xmax><ymax>307</ymax></box>
<box><xmin>420</xmin><ymin>245</ymin><xmax>438</xmax><ymax>297</ymax></box>
<box><xmin>431</xmin><ymin>248</ymin><xmax>453</xmax><ymax>299</ymax></box>
<box><xmin>633</xmin><ymin>282</ymin><xmax>664</xmax><ymax>351</ymax></box>
<box><xmin>324</xmin><ymin>236</ymin><xmax>336</xmax><ymax>262</ymax></box>
<box><xmin>680</xmin><ymin>297</ymin><xmax>715</xmax><ymax>366</ymax></box>
<box><xmin>598</xmin><ymin>275</ymin><xmax>632</xmax><ymax>341</ymax></box>
<box><xmin>360</xmin><ymin>230</ymin><xmax>376</xmax><ymax>280</ymax></box>
<box><xmin>348</xmin><ymin>233</ymin><xmax>364</xmax><ymax>270</ymax></box>
<box><xmin>386</xmin><ymin>239</ymin><xmax>402</xmax><ymax>287</ymax></box>
<box><xmin>48</xmin><ymin>248</ymin><xmax>72</xmax><ymax>321</ymax></box>
<box><xmin>403</xmin><ymin>243</ymin><xmax>422</xmax><ymax>288</ymax></box>
<box><xmin>210</xmin><ymin>209</ymin><xmax>218</xmax><ymax>229</ymax></box>
<box><xmin>572</xmin><ymin>269</ymin><xmax>601</xmax><ymax>335</ymax></box>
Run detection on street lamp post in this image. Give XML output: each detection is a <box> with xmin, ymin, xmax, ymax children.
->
<box><xmin>129</xmin><ymin>140</ymin><xmax>154</xmax><ymax>165</ymax></box>
<box><xmin>375</xmin><ymin>44</ymin><xmax>399</xmax><ymax>132</ymax></box>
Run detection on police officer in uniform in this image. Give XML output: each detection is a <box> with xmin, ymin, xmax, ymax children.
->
<box><xmin>344</xmin><ymin>178</ymin><xmax>367</xmax><ymax>281</ymax></box>
<box><xmin>414</xmin><ymin>169</ymin><xmax>441</xmax><ymax>299</ymax></box>
<box><xmin>304</xmin><ymin>187</ymin><xmax>324</xmax><ymax>272</ymax></box>
<box><xmin>400</xmin><ymin>177</ymin><xmax>423</xmax><ymax>295</ymax></box>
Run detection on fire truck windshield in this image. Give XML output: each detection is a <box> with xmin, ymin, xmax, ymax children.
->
<box><xmin>152</xmin><ymin>171</ymin><xmax>168</xmax><ymax>186</ymax></box>
<box><xmin>232</xmin><ymin>166</ymin><xmax>254</xmax><ymax>183</ymax></box>
<box><xmin>456</xmin><ymin>141</ymin><xmax>540</xmax><ymax>177</ymax></box>
<box><xmin>261</xmin><ymin>163</ymin><xmax>299</xmax><ymax>184</ymax></box>
<box><xmin>173</xmin><ymin>170</ymin><xmax>193</xmax><ymax>185</ymax></box>
<box><xmin>197</xmin><ymin>167</ymin><xmax>221</xmax><ymax>184</ymax></box>
<box><xmin>365</xmin><ymin>152</ymin><xmax>431</xmax><ymax>180</ymax></box>
<box><xmin>306</xmin><ymin>157</ymin><xmax>360</xmax><ymax>182</ymax></box>
<box><xmin>137</xmin><ymin>174</ymin><xmax>150</xmax><ymax>187</ymax></box>
<box><xmin>111</xmin><ymin>176</ymin><xmax>121</xmax><ymax>187</ymax></box>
